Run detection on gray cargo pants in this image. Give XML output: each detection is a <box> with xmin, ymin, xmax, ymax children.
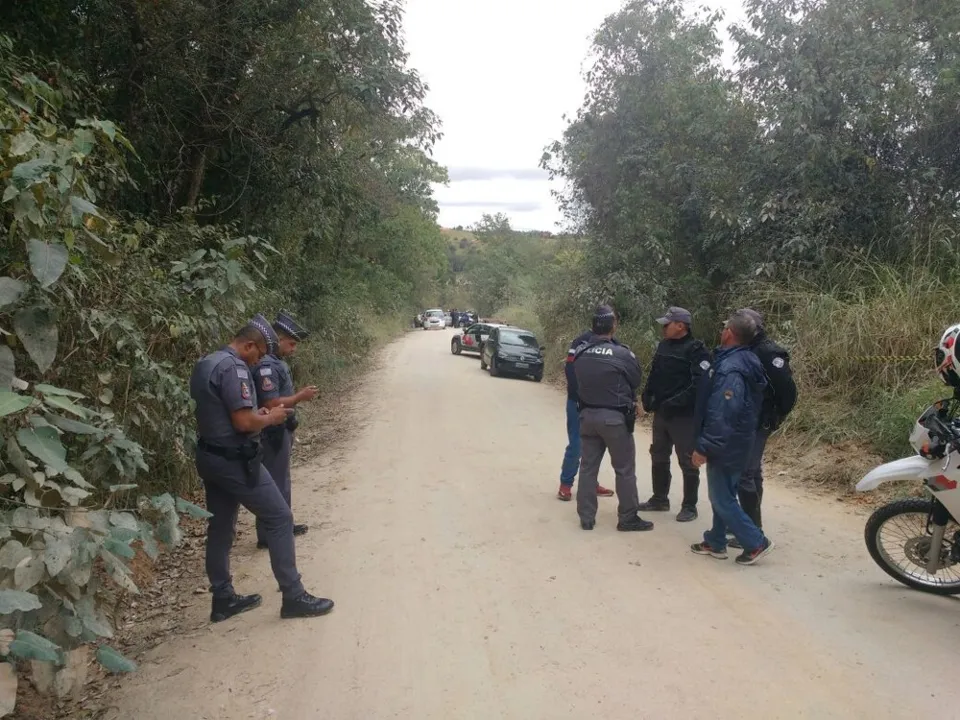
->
<box><xmin>196</xmin><ymin>449</ymin><xmax>304</xmax><ymax>600</ymax></box>
<box><xmin>256</xmin><ymin>428</ymin><xmax>292</xmax><ymax>545</ymax></box>
<box><xmin>577</xmin><ymin>407</ymin><xmax>641</xmax><ymax>524</ymax></box>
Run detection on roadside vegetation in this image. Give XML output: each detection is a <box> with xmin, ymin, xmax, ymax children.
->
<box><xmin>0</xmin><ymin>0</ymin><xmax>447</xmax><ymax>704</ymax></box>
<box><xmin>457</xmin><ymin>0</ymin><xmax>960</xmax><ymax>468</ymax></box>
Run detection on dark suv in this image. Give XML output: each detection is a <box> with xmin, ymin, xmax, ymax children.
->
<box><xmin>480</xmin><ymin>327</ymin><xmax>545</xmax><ymax>381</ymax></box>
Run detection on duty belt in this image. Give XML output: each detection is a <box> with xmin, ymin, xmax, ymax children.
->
<box><xmin>578</xmin><ymin>402</ymin><xmax>633</xmax><ymax>413</ymax></box>
<box><xmin>196</xmin><ymin>438</ymin><xmax>260</xmax><ymax>461</ymax></box>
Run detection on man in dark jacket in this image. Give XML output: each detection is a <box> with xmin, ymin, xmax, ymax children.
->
<box><xmin>557</xmin><ymin>330</ymin><xmax>615</xmax><ymax>501</ymax></box>
<box><xmin>690</xmin><ymin>310</ymin><xmax>774</xmax><ymax>565</ymax></box>
<box><xmin>573</xmin><ymin>306</ymin><xmax>652</xmax><ymax>532</ymax></box>
<box><xmin>639</xmin><ymin>307</ymin><xmax>711</xmax><ymax>522</ymax></box>
<box><xmin>724</xmin><ymin>308</ymin><xmax>798</xmax><ymax>547</ymax></box>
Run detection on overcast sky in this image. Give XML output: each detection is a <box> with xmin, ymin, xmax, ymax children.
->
<box><xmin>403</xmin><ymin>0</ymin><xmax>746</xmax><ymax>231</ymax></box>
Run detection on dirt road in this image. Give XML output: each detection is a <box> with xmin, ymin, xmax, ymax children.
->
<box><xmin>105</xmin><ymin>330</ymin><xmax>960</xmax><ymax>719</ymax></box>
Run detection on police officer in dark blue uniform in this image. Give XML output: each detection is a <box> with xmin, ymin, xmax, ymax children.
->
<box><xmin>573</xmin><ymin>306</ymin><xmax>653</xmax><ymax>532</ymax></box>
<box><xmin>190</xmin><ymin>314</ymin><xmax>334</xmax><ymax>622</ymax></box>
<box><xmin>253</xmin><ymin>311</ymin><xmax>318</xmax><ymax>549</ymax></box>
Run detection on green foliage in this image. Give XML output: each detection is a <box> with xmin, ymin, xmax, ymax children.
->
<box><xmin>0</xmin><ymin>0</ymin><xmax>447</xmax><ymax>690</ymax></box>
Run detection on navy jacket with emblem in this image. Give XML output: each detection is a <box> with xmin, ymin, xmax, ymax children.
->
<box><xmin>693</xmin><ymin>345</ymin><xmax>767</xmax><ymax>472</ymax></box>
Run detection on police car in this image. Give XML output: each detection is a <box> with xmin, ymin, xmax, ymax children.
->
<box><xmin>450</xmin><ymin>322</ymin><xmax>505</xmax><ymax>356</ymax></box>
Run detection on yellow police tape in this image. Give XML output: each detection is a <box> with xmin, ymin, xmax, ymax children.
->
<box><xmin>849</xmin><ymin>355</ymin><xmax>928</xmax><ymax>363</ymax></box>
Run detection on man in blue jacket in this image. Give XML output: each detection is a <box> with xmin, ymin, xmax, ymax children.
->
<box><xmin>690</xmin><ymin>310</ymin><xmax>775</xmax><ymax>565</ymax></box>
<box><xmin>557</xmin><ymin>330</ymin><xmax>615</xmax><ymax>501</ymax></box>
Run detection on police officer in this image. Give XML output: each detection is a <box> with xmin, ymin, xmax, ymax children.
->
<box><xmin>252</xmin><ymin>311</ymin><xmax>318</xmax><ymax>549</ymax></box>
<box><xmin>728</xmin><ymin>308</ymin><xmax>797</xmax><ymax>547</ymax></box>
<box><xmin>190</xmin><ymin>314</ymin><xmax>334</xmax><ymax>622</ymax></box>
<box><xmin>573</xmin><ymin>305</ymin><xmax>653</xmax><ymax>532</ymax></box>
<box><xmin>639</xmin><ymin>307</ymin><xmax>711</xmax><ymax>522</ymax></box>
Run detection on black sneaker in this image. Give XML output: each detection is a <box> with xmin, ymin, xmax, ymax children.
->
<box><xmin>735</xmin><ymin>538</ymin><xmax>775</xmax><ymax>566</ymax></box>
<box><xmin>617</xmin><ymin>516</ymin><xmax>654</xmax><ymax>532</ymax></box>
<box><xmin>211</xmin><ymin>593</ymin><xmax>262</xmax><ymax>623</ymax></box>
<box><xmin>581</xmin><ymin>519</ymin><xmax>595</xmax><ymax>530</ymax></box>
<box><xmin>280</xmin><ymin>591</ymin><xmax>335</xmax><ymax>619</ymax></box>
<box><xmin>690</xmin><ymin>541</ymin><xmax>728</xmax><ymax>560</ymax></box>
<box><xmin>638</xmin><ymin>498</ymin><xmax>670</xmax><ymax>512</ymax></box>
<box><xmin>676</xmin><ymin>506</ymin><xmax>698</xmax><ymax>523</ymax></box>
<box><xmin>293</xmin><ymin>524</ymin><xmax>309</xmax><ymax>536</ymax></box>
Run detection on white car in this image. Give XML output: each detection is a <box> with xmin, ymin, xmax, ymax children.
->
<box><xmin>422</xmin><ymin>309</ymin><xmax>445</xmax><ymax>330</ymax></box>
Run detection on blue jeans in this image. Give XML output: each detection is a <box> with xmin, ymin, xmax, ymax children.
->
<box><xmin>560</xmin><ymin>398</ymin><xmax>581</xmax><ymax>486</ymax></box>
<box><xmin>703</xmin><ymin>464</ymin><xmax>765</xmax><ymax>552</ymax></box>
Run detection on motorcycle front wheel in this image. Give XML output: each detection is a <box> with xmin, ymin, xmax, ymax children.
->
<box><xmin>864</xmin><ymin>497</ymin><xmax>960</xmax><ymax>595</ymax></box>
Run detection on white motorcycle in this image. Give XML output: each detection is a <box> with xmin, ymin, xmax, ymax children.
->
<box><xmin>856</xmin><ymin>397</ymin><xmax>960</xmax><ymax>595</ymax></box>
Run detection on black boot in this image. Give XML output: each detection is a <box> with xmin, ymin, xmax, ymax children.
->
<box><xmin>211</xmin><ymin>593</ymin><xmax>262</xmax><ymax>623</ymax></box>
<box><xmin>617</xmin><ymin>515</ymin><xmax>654</xmax><ymax>532</ymax></box>
<box><xmin>281</xmin><ymin>591</ymin><xmax>335</xmax><ymax>619</ymax></box>
<box><xmin>293</xmin><ymin>524</ymin><xmax>309</xmax><ymax>536</ymax></box>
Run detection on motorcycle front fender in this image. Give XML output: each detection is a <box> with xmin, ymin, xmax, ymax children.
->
<box><xmin>856</xmin><ymin>455</ymin><xmax>940</xmax><ymax>492</ymax></box>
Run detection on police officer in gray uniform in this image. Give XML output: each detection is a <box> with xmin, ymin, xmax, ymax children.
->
<box><xmin>253</xmin><ymin>311</ymin><xmax>318</xmax><ymax>549</ymax></box>
<box><xmin>573</xmin><ymin>306</ymin><xmax>654</xmax><ymax>532</ymax></box>
<box><xmin>190</xmin><ymin>314</ymin><xmax>334</xmax><ymax>622</ymax></box>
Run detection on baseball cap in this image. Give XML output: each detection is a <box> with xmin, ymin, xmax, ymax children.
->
<box><xmin>656</xmin><ymin>307</ymin><xmax>692</xmax><ymax>326</ymax></box>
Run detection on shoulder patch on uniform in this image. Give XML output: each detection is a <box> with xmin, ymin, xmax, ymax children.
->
<box><xmin>723</xmin><ymin>389</ymin><xmax>734</xmax><ymax>400</ymax></box>
<box><xmin>699</xmin><ymin>360</ymin><xmax>710</xmax><ymax>370</ymax></box>
<box><xmin>240</xmin><ymin>381</ymin><xmax>251</xmax><ymax>400</ymax></box>
<box><xmin>259</xmin><ymin>367</ymin><xmax>273</xmax><ymax>376</ymax></box>
<box><xmin>236</xmin><ymin>368</ymin><xmax>248</xmax><ymax>379</ymax></box>
<box><xmin>772</xmin><ymin>357</ymin><xmax>785</xmax><ymax>368</ymax></box>
<box><xmin>261</xmin><ymin>376</ymin><xmax>275</xmax><ymax>391</ymax></box>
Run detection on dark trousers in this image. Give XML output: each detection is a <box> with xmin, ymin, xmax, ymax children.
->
<box><xmin>577</xmin><ymin>408</ymin><xmax>640</xmax><ymax>523</ymax></box>
<box><xmin>738</xmin><ymin>429</ymin><xmax>769</xmax><ymax>529</ymax></box>
<box><xmin>257</xmin><ymin>429</ymin><xmax>293</xmax><ymax>544</ymax></box>
<box><xmin>649</xmin><ymin>411</ymin><xmax>700</xmax><ymax>508</ymax></box>
<box><xmin>196</xmin><ymin>449</ymin><xmax>304</xmax><ymax>600</ymax></box>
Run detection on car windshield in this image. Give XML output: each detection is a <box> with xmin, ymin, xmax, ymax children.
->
<box><xmin>425</xmin><ymin>310</ymin><xmax>443</xmax><ymax>318</ymax></box>
<box><xmin>499</xmin><ymin>330</ymin><xmax>538</xmax><ymax>348</ymax></box>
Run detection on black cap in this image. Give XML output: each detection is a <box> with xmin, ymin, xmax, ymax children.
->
<box><xmin>656</xmin><ymin>307</ymin><xmax>692</xmax><ymax>326</ymax></box>
<box><xmin>274</xmin><ymin>311</ymin><xmax>310</xmax><ymax>341</ymax></box>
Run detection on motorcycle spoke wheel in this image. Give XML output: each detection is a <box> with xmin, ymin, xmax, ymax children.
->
<box><xmin>865</xmin><ymin>498</ymin><xmax>960</xmax><ymax>595</ymax></box>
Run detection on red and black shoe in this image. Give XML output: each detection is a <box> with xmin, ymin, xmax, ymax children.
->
<box><xmin>557</xmin><ymin>485</ymin><xmax>573</xmax><ymax>501</ymax></box>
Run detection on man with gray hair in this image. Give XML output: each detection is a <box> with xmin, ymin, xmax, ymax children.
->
<box><xmin>689</xmin><ymin>310</ymin><xmax>775</xmax><ymax>565</ymax></box>
<box><xmin>728</xmin><ymin>308</ymin><xmax>797</xmax><ymax>548</ymax></box>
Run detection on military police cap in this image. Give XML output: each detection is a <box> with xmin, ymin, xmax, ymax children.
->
<box><xmin>274</xmin><ymin>311</ymin><xmax>310</xmax><ymax>341</ymax></box>
<box><xmin>246</xmin><ymin>313</ymin><xmax>279</xmax><ymax>355</ymax></box>
<box><xmin>656</xmin><ymin>306</ymin><xmax>692</xmax><ymax>326</ymax></box>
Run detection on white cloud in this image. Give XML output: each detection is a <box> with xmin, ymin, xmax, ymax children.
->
<box><xmin>403</xmin><ymin>0</ymin><xmax>747</xmax><ymax>231</ymax></box>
